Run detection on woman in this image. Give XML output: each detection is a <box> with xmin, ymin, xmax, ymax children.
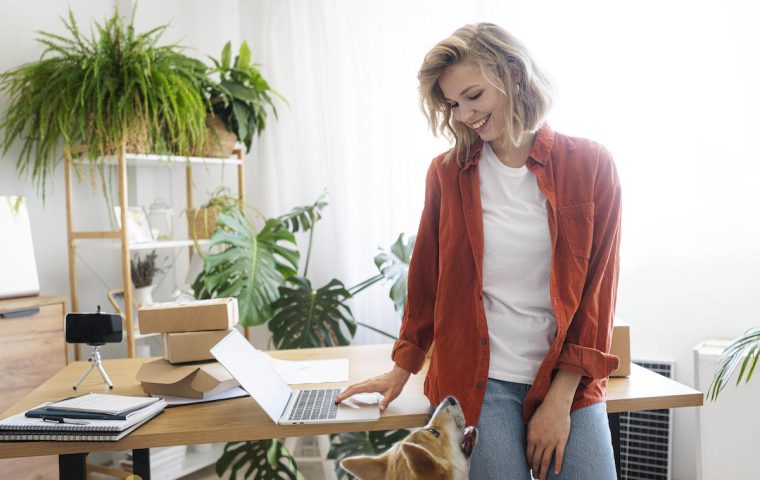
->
<box><xmin>336</xmin><ymin>23</ymin><xmax>621</xmax><ymax>479</ymax></box>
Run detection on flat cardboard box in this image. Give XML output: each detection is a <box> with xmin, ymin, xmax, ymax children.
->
<box><xmin>609</xmin><ymin>318</ymin><xmax>631</xmax><ymax>377</ymax></box>
<box><xmin>163</xmin><ymin>330</ymin><xmax>231</xmax><ymax>364</ymax></box>
<box><xmin>136</xmin><ymin>359</ymin><xmax>239</xmax><ymax>399</ymax></box>
<box><xmin>138</xmin><ymin>298</ymin><xmax>239</xmax><ymax>334</ymax></box>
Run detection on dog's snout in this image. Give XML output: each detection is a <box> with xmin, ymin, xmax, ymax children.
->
<box><xmin>444</xmin><ymin>396</ymin><xmax>458</xmax><ymax>407</ymax></box>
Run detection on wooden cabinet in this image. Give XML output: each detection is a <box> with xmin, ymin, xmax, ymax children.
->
<box><xmin>0</xmin><ymin>295</ymin><xmax>67</xmax><ymax>480</ymax></box>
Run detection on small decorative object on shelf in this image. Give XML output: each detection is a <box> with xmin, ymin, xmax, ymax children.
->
<box><xmin>130</xmin><ymin>250</ymin><xmax>166</xmax><ymax>307</ymax></box>
<box><xmin>115</xmin><ymin>206</ymin><xmax>155</xmax><ymax>244</ymax></box>
<box><xmin>148</xmin><ymin>198</ymin><xmax>175</xmax><ymax>241</ymax></box>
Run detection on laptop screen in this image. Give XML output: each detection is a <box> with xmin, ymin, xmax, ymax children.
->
<box><xmin>211</xmin><ymin>330</ymin><xmax>292</xmax><ymax>423</ymax></box>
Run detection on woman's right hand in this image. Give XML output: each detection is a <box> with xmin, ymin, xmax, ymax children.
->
<box><xmin>335</xmin><ymin>364</ymin><xmax>412</xmax><ymax>412</ymax></box>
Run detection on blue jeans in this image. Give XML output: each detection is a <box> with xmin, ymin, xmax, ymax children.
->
<box><xmin>469</xmin><ymin>378</ymin><xmax>616</xmax><ymax>479</ymax></box>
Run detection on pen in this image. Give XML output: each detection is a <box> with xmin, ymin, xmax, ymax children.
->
<box><xmin>42</xmin><ymin>416</ymin><xmax>90</xmax><ymax>425</ymax></box>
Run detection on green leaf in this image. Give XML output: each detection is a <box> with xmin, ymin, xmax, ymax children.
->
<box><xmin>708</xmin><ymin>326</ymin><xmax>760</xmax><ymax>401</ymax></box>
<box><xmin>328</xmin><ymin>430</ymin><xmax>411</xmax><ymax>480</ymax></box>
<box><xmin>215</xmin><ymin>440</ymin><xmax>304</xmax><ymax>480</ymax></box>
<box><xmin>221</xmin><ymin>41</ymin><xmax>232</xmax><ymax>70</ymax></box>
<box><xmin>269</xmin><ymin>277</ymin><xmax>357</xmax><ymax>349</ymax></box>
<box><xmin>193</xmin><ymin>205</ymin><xmax>299</xmax><ymax>326</ymax></box>
<box><xmin>277</xmin><ymin>191</ymin><xmax>328</xmax><ymax>233</ymax></box>
<box><xmin>372</xmin><ymin>234</ymin><xmax>415</xmax><ymax>314</ymax></box>
<box><xmin>237</xmin><ymin>41</ymin><xmax>252</xmax><ymax>69</ymax></box>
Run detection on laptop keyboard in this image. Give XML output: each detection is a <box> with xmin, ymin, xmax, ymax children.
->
<box><xmin>287</xmin><ymin>388</ymin><xmax>340</xmax><ymax>422</ymax></box>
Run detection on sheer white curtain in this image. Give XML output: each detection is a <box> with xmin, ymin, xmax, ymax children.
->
<box><xmin>239</xmin><ymin>2</ymin><xmax>759</xmax><ymax>477</ymax></box>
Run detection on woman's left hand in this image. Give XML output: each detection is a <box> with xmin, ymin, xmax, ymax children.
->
<box><xmin>526</xmin><ymin>398</ymin><xmax>572</xmax><ymax>479</ymax></box>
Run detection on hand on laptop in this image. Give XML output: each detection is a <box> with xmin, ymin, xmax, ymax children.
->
<box><xmin>335</xmin><ymin>365</ymin><xmax>411</xmax><ymax>412</ymax></box>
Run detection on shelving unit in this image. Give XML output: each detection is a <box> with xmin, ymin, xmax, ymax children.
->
<box><xmin>64</xmin><ymin>142</ymin><xmax>245</xmax><ymax>359</ymax></box>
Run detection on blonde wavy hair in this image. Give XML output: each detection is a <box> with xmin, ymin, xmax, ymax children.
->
<box><xmin>418</xmin><ymin>23</ymin><xmax>553</xmax><ymax>166</ymax></box>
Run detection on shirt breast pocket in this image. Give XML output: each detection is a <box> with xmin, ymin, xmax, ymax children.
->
<box><xmin>559</xmin><ymin>202</ymin><xmax>594</xmax><ymax>260</ymax></box>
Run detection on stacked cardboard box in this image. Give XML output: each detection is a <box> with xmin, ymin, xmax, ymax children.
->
<box><xmin>136</xmin><ymin>298</ymin><xmax>240</xmax><ymax>398</ymax></box>
<box><xmin>609</xmin><ymin>318</ymin><xmax>631</xmax><ymax>377</ymax></box>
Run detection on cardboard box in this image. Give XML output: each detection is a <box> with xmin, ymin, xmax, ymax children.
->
<box><xmin>609</xmin><ymin>318</ymin><xmax>631</xmax><ymax>377</ymax></box>
<box><xmin>163</xmin><ymin>330</ymin><xmax>231</xmax><ymax>364</ymax></box>
<box><xmin>138</xmin><ymin>298</ymin><xmax>239</xmax><ymax>334</ymax></box>
<box><xmin>137</xmin><ymin>359</ymin><xmax>239</xmax><ymax>399</ymax></box>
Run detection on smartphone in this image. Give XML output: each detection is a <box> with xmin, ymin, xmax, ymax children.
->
<box><xmin>65</xmin><ymin>312</ymin><xmax>123</xmax><ymax>345</ymax></box>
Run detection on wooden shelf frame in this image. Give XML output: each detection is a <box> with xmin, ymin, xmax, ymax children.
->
<box><xmin>64</xmin><ymin>142</ymin><xmax>245</xmax><ymax>359</ymax></box>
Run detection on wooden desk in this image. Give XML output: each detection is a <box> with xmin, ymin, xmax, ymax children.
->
<box><xmin>0</xmin><ymin>344</ymin><xmax>703</xmax><ymax>479</ymax></box>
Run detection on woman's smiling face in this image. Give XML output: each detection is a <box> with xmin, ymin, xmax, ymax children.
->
<box><xmin>438</xmin><ymin>62</ymin><xmax>508</xmax><ymax>144</ymax></box>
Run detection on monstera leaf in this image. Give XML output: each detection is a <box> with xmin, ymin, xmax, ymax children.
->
<box><xmin>193</xmin><ymin>206</ymin><xmax>299</xmax><ymax>326</ymax></box>
<box><xmin>269</xmin><ymin>276</ymin><xmax>357</xmax><ymax>349</ymax></box>
<box><xmin>373</xmin><ymin>233</ymin><xmax>415</xmax><ymax>315</ymax></box>
<box><xmin>328</xmin><ymin>429</ymin><xmax>411</xmax><ymax>480</ymax></box>
<box><xmin>215</xmin><ymin>439</ymin><xmax>304</xmax><ymax>480</ymax></box>
<box><xmin>277</xmin><ymin>191</ymin><xmax>328</xmax><ymax>233</ymax></box>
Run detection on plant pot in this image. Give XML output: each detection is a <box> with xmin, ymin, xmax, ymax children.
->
<box><xmin>187</xmin><ymin>207</ymin><xmax>219</xmax><ymax>239</ymax></box>
<box><xmin>133</xmin><ymin>285</ymin><xmax>155</xmax><ymax>307</ymax></box>
<box><xmin>199</xmin><ymin>115</ymin><xmax>237</xmax><ymax>158</ymax></box>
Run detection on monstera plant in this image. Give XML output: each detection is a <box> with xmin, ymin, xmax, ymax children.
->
<box><xmin>193</xmin><ymin>193</ymin><xmax>415</xmax><ymax>479</ymax></box>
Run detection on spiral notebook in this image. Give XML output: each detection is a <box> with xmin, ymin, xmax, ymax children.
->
<box><xmin>0</xmin><ymin>399</ymin><xmax>166</xmax><ymax>442</ymax></box>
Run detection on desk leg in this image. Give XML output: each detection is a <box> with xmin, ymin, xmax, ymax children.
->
<box><xmin>133</xmin><ymin>448</ymin><xmax>151</xmax><ymax>480</ymax></box>
<box><xmin>608</xmin><ymin>413</ymin><xmax>621</xmax><ymax>479</ymax></box>
<box><xmin>59</xmin><ymin>452</ymin><xmax>86</xmax><ymax>480</ymax></box>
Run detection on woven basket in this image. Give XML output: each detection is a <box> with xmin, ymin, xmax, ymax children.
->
<box><xmin>200</xmin><ymin>115</ymin><xmax>237</xmax><ymax>158</ymax></box>
<box><xmin>187</xmin><ymin>207</ymin><xmax>219</xmax><ymax>239</ymax></box>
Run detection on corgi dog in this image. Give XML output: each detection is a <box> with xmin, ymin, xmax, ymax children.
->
<box><xmin>340</xmin><ymin>396</ymin><xmax>478</xmax><ymax>480</ymax></box>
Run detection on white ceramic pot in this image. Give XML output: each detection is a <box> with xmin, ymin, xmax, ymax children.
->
<box><xmin>133</xmin><ymin>285</ymin><xmax>155</xmax><ymax>307</ymax></box>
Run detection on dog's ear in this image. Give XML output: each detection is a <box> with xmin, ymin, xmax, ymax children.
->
<box><xmin>340</xmin><ymin>455</ymin><xmax>388</xmax><ymax>480</ymax></box>
<box><xmin>402</xmin><ymin>442</ymin><xmax>445</xmax><ymax>476</ymax></box>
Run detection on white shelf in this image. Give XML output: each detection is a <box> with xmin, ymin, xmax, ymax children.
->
<box><xmin>73</xmin><ymin>150</ymin><xmax>243</xmax><ymax>167</ymax></box>
<box><xmin>73</xmin><ymin>238</ymin><xmax>211</xmax><ymax>250</ymax></box>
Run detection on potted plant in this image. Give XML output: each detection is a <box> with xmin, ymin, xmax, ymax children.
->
<box><xmin>192</xmin><ymin>192</ymin><xmax>414</xmax><ymax>478</ymax></box>
<box><xmin>130</xmin><ymin>250</ymin><xmax>165</xmax><ymax>307</ymax></box>
<box><xmin>0</xmin><ymin>7</ymin><xmax>209</xmax><ymax>198</ymax></box>
<box><xmin>206</xmin><ymin>41</ymin><xmax>285</xmax><ymax>155</ymax></box>
<box><xmin>186</xmin><ymin>187</ymin><xmax>244</xmax><ymax>241</ymax></box>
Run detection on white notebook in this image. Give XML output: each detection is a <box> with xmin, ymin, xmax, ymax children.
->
<box><xmin>47</xmin><ymin>393</ymin><xmax>161</xmax><ymax>415</ymax></box>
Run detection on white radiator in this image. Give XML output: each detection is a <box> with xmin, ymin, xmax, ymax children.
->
<box><xmin>694</xmin><ymin>340</ymin><xmax>760</xmax><ymax>480</ymax></box>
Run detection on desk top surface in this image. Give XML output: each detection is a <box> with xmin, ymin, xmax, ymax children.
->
<box><xmin>0</xmin><ymin>343</ymin><xmax>702</xmax><ymax>458</ymax></box>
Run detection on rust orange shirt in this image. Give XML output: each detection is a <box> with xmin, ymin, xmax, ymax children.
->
<box><xmin>392</xmin><ymin>124</ymin><xmax>622</xmax><ymax>425</ymax></box>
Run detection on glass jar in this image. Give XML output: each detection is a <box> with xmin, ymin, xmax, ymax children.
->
<box><xmin>147</xmin><ymin>198</ymin><xmax>174</xmax><ymax>241</ymax></box>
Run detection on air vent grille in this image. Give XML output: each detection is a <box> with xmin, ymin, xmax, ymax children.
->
<box><xmin>619</xmin><ymin>360</ymin><xmax>674</xmax><ymax>480</ymax></box>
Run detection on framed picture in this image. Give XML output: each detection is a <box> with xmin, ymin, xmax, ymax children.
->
<box><xmin>114</xmin><ymin>206</ymin><xmax>155</xmax><ymax>243</ymax></box>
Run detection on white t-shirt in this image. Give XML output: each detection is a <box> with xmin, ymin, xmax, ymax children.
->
<box><xmin>479</xmin><ymin>142</ymin><xmax>557</xmax><ymax>385</ymax></box>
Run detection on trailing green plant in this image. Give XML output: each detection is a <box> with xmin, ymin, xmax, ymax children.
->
<box><xmin>207</xmin><ymin>41</ymin><xmax>285</xmax><ymax>152</ymax></box>
<box><xmin>0</xmin><ymin>6</ymin><xmax>209</xmax><ymax>197</ymax></box>
<box><xmin>708</xmin><ymin>325</ymin><xmax>760</xmax><ymax>401</ymax></box>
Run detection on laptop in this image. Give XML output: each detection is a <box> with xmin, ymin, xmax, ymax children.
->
<box><xmin>210</xmin><ymin>330</ymin><xmax>380</xmax><ymax>425</ymax></box>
